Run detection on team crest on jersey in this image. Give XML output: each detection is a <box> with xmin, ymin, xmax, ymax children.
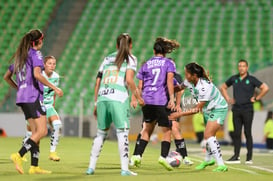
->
<box><xmin>246</xmin><ymin>79</ymin><xmax>250</xmax><ymax>84</ymax></box>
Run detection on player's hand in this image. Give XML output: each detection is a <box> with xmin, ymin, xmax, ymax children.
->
<box><xmin>167</xmin><ymin>100</ymin><xmax>175</xmax><ymax>110</ymax></box>
<box><xmin>93</xmin><ymin>106</ymin><xmax>97</xmax><ymax>120</ymax></box>
<box><xmin>175</xmin><ymin>105</ymin><xmax>182</xmax><ymax>112</ymax></box>
<box><xmin>250</xmin><ymin>96</ymin><xmax>256</xmax><ymax>103</ymax></box>
<box><xmin>54</xmin><ymin>87</ymin><xmax>63</xmax><ymax>97</ymax></box>
<box><xmin>138</xmin><ymin>97</ymin><xmax>145</xmax><ymax>107</ymax></box>
<box><xmin>227</xmin><ymin>97</ymin><xmax>235</xmax><ymax>104</ymax></box>
<box><xmin>130</xmin><ymin>100</ymin><xmax>138</xmax><ymax>109</ymax></box>
<box><xmin>169</xmin><ymin>111</ymin><xmax>182</xmax><ymax>121</ymax></box>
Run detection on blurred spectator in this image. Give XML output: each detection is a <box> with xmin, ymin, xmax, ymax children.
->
<box><xmin>192</xmin><ymin>112</ymin><xmax>205</xmax><ymax>143</ymax></box>
<box><xmin>264</xmin><ymin>111</ymin><xmax>273</xmax><ymax>149</ymax></box>
<box><xmin>227</xmin><ymin>110</ymin><xmax>235</xmax><ymax>145</ymax></box>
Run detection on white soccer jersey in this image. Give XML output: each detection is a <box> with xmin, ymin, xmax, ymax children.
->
<box><xmin>97</xmin><ymin>52</ymin><xmax>137</xmax><ymax>103</ymax></box>
<box><xmin>183</xmin><ymin>78</ymin><xmax>227</xmax><ymax>112</ymax></box>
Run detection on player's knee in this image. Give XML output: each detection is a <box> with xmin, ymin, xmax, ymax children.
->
<box><xmin>97</xmin><ymin>129</ymin><xmax>108</xmax><ymax>139</ymax></box>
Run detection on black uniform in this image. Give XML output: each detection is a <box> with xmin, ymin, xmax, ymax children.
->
<box><xmin>225</xmin><ymin>73</ymin><xmax>262</xmax><ymax>161</ymax></box>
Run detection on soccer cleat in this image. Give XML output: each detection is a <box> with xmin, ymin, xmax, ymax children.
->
<box><xmin>49</xmin><ymin>152</ymin><xmax>60</xmax><ymax>161</ymax></box>
<box><xmin>245</xmin><ymin>160</ymin><xmax>253</xmax><ymax>165</ymax></box>
<box><xmin>28</xmin><ymin>166</ymin><xmax>52</xmax><ymax>174</ymax></box>
<box><xmin>158</xmin><ymin>156</ymin><xmax>174</xmax><ymax>171</ymax></box>
<box><xmin>225</xmin><ymin>156</ymin><xmax>241</xmax><ymax>164</ymax></box>
<box><xmin>183</xmin><ymin>157</ymin><xmax>194</xmax><ymax>166</ymax></box>
<box><xmin>10</xmin><ymin>153</ymin><xmax>24</xmax><ymax>174</ymax></box>
<box><xmin>86</xmin><ymin>168</ymin><xmax>95</xmax><ymax>175</ymax></box>
<box><xmin>213</xmin><ymin>165</ymin><xmax>228</xmax><ymax>172</ymax></box>
<box><xmin>195</xmin><ymin>159</ymin><xmax>215</xmax><ymax>170</ymax></box>
<box><xmin>130</xmin><ymin>155</ymin><xmax>141</xmax><ymax>167</ymax></box>
<box><xmin>22</xmin><ymin>155</ymin><xmax>28</xmax><ymax>162</ymax></box>
<box><xmin>121</xmin><ymin>170</ymin><xmax>138</xmax><ymax>176</ymax></box>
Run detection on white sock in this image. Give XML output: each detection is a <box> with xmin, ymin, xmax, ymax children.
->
<box><xmin>50</xmin><ymin>120</ymin><xmax>62</xmax><ymax>152</ymax></box>
<box><xmin>204</xmin><ymin>140</ymin><xmax>213</xmax><ymax>162</ymax></box>
<box><xmin>207</xmin><ymin>136</ymin><xmax>224</xmax><ymax>166</ymax></box>
<box><xmin>116</xmin><ymin>129</ymin><xmax>129</xmax><ymax>171</ymax></box>
<box><xmin>22</xmin><ymin>131</ymin><xmax>32</xmax><ymax>145</ymax></box>
<box><xmin>88</xmin><ymin>129</ymin><xmax>107</xmax><ymax>170</ymax></box>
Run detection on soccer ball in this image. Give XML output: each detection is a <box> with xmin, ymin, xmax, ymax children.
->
<box><xmin>166</xmin><ymin>151</ymin><xmax>182</xmax><ymax>167</ymax></box>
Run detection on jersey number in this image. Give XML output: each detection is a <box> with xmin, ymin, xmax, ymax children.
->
<box><xmin>103</xmin><ymin>70</ymin><xmax>119</xmax><ymax>84</ymax></box>
<box><xmin>151</xmin><ymin>68</ymin><xmax>160</xmax><ymax>86</ymax></box>
<box><xmin>18</xmin><ymin>65</ymin><xmax>26</xmax><ymax>82</ymax></box>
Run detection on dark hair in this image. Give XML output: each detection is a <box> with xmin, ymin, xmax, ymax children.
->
<box><xmin>44</xmin><ymin>55</ymin><xmax>56</xmax><ymax>63</ymax></box>
<box><xmin>10</xmin><ymin>29</ymin><xmax>43</xmax><ymax>72</ymax></box>
<box><xmin>238</xmin><ymin>59</ymin><xmax>248</xmax><ymax>66</ymax></box>
<box><xmin>265</xmin><ymin>111</ymin><xmax>273</xmax><ymax>123</ymax></box>
<box><xmin>115</xmin><ymin>33</ymin><xmax>133</xmax><ymax>70</ymax></box>
<box><xmin>185</xmin><ymin>62</ymin><xmax>210</xmax><ymax>81</ymax></box>
<box><xmin>153</xmin><ymin>37</ymin><xmax>180</xmax><ymax>55</ymax></box>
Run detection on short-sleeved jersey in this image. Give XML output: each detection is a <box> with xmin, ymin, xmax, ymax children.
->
<box><xmin>42</xmin><ymin>71</ymin><xmax>59</xmax><ymax>107</ymax></box>
<box><xmin>97</xmin><ymin>52</ymin><xmax>137</xmax><ymax>103</ymax></box>
<box><xmin>225</xmin><ymin>73</ymin><xmax>263</xmax><ymax>111</ymax></box>
<box><xmin>183</xmin><ymin>78</ymin><xmax>227</xmax><ymax>113</ymax></box>
<box><xmin>137</xmin><ymin>56</ymin><xmax>176</xmax><ymax>106</ymax></box>
<box><xmin>11</xmin><ymin>48</ymin><xmax>44</xmax><ymax>104</ymax></box>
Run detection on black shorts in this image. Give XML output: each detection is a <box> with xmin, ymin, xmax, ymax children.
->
<box><xmin>142</xmin><ymin>104</ymin><xmax>171</xmax><ymax>127</ymax></box>
<box><xmin>166</xmin><ymin>108</ymin><xmax>180</xmax><ymax>123</ymax></box>
<box><xmin>17</xmin><ymin>99</ymin><xmax>46</xmax><ymax>120</ymax></box>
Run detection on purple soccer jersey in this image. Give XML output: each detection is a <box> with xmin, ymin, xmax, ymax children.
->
<box><xmin>10</xmin><ymin>48</ymin><xmax>44</xmax><ymax>104</ymax></box>
<box><xmin>137</xmin><ymin>56</ymin><xmax>176</xmax><ymax>105</ymax></box>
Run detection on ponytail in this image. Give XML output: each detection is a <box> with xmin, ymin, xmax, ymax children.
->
<box><xmin>153</xmin><ymin>37</ymin><xmax>180</xmax><ymax>55</ymax></box>
<box><xmin>10</xmin><ymin>29</ymin><xmax>43</xmax><ymax>72</ymax></box>
<box><xmin>185</xmin><ymin>62</ymin><xmax>211</xmax><ymax>81</ymax></box>
<box><xmin>115</xmin><ymin>33</ymin><xmax>133</xmax><ymax>70</ymax></box>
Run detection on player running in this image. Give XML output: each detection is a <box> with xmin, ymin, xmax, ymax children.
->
<box><xmin>86</xmin><ymin>33</ymin><xmax>144</xmax><ymax>176</ymax></box>
<box><xmin>169</xmin><ymin>62</ymin><xmax>228</xmax><ymax>172</ymax></box>
<box><xmin>3</xmin><ymin>29</ymin><xmax>63</xmax><ymax>174</ymax></box>
<box><xmin>130</xmin><ymin>37</ymin><xmax>179</xmax><ymax>171</ymax></box>
<box><xmin>23</xmin><ymin>56</ymin><xmax>62</xmax><ymax>161</ymax></box>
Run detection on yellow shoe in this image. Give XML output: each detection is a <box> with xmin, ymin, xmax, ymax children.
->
<box><xmin>22</xmin><ymin>155</ymin><xmax>28</xmax><ymax>162</ymax></box>
<box><xmin>49</xmin><ymin>152</ymin><xmax>60</xmax><ymax>161</ymax></box>
<box><xmin>10</xmin><ymin>153</ymin><xmax>24</xmax><ymax>174</ymax></box>
<box><xmin>29</xmin><ymin>166</ymin><xmax>52</xmax><ymax>174</ymax></box>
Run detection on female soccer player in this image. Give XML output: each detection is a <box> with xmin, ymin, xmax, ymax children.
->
<box><xmin>130</xmin><ymin>37</ymin><xmax>179</xmax><ymax>171</ymax></box>
<box><xmin>169</xmin><ymin>62</ymin><xmax>228</xmax><ymax>172</ymax></box>
<box><xmin>86</xmin><ymin>33</ymin><xmax>144</xmax><ymax>176</ymax></box>
<box><xmin>43</xmin><ymin>56</ymin><xmax>62</xmax><ymax>161</ymax></box>
<box><xmin>131</xmin><ymin>72</ymin><xmax>193</xmax><ymax>166</ymax></box>
<box><xmin>23</xmin><ymin>56</ymin><xmax>62</xmax><ymax>161</ymax></box>
<box><xmin>3</xmin><ymin>29</ymin><xmax>63</xmax><ymax>174</ymax></box>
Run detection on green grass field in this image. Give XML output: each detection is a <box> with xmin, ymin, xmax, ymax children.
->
<box><xmin>0</xmin><ymin>137</ymin><xmax>272</xmax><ymax>181</ymax></box>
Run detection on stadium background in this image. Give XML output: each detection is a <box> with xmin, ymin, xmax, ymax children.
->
<box><xmin>0</xmin><ymin>0</ymin><xmax>272</xmax><ymax>143</ymax></box>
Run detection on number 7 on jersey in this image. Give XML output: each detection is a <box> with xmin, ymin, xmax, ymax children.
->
<box><xmin>151</xmin><ymin>68</ymin><xmax>160</xmax><ymax>86</ymax></box>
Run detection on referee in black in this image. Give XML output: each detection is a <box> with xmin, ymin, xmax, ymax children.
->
<box><xmin>220</xmin><ymin>59</ymin><xmax>269</xmax><ymax>164</ymax></box>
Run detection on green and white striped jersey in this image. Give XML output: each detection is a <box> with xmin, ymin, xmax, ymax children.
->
<box><xmin>97</xmin><ymin>52</ymin><xmax>137</xmax><ymax>103</ymax></box>
<box><xmin>183</xmin><ymin>78</ymin><xmax>227</xmax><ymax>112</ymax></box>
<box><xmin>42</xmin><ymin>71</ymin><xmax>59</xmax><ymax>107</ymax></box>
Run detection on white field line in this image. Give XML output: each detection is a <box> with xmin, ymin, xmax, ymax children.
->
<box><xmin>249</xmin><ymin>166</ymin><xmax>273</xmax><ymax>173</ymax></box>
